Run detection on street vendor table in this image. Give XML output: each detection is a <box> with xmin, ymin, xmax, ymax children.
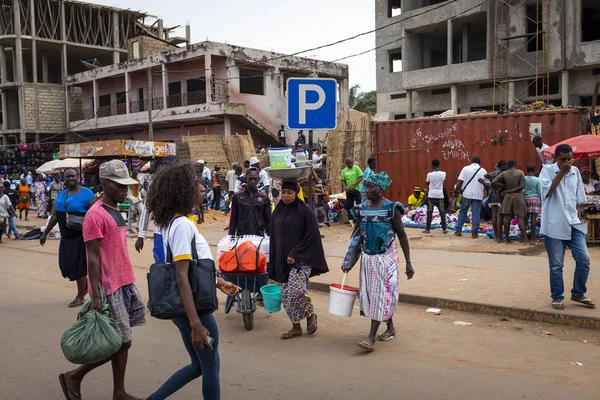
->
<box><xmin>587</xmin><ymin>214</ymin><xmax>600</xmax><ymax>245</ymax></box>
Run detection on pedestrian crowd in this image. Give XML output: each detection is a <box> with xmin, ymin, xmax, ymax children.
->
<box><xmin>0</xmin><ymin>130</ymin><xmax>595</xmax><ymax>400</ymax></box>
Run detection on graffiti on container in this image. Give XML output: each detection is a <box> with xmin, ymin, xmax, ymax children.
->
<box><xmin>442</xmin><ymin>139</ymin><xmax>465</xmax><ymax>150</ymax></box>
<box><xmin>410</xmin><ymin>123</ymin><xmax>458</xmax><ymax>148</ymax></box>
<box><xmin>442</xmin><ymin>148</ymin><xmax>470</xmax><ymax>161</ymax></box>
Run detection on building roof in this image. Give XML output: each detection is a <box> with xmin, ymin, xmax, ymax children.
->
<box><xmin>63</xmin><ymin>0</ymin><xmax>148</xmax><ymax>18</ymax></box>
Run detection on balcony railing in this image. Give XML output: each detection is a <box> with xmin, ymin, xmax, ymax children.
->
<box><xmin>69</xmin><ymin>108</ymin><xmax>95</xmax><ymax>121</ymax></box>
<box><xmin>129</xmin><ymin>98</ymin><xmax>163</xmax><ymax>113</ymax></box>
<box><xmin>166</xmin><ymin>91</ymin><xmax>207</xmax><ymax>108</ymax></box>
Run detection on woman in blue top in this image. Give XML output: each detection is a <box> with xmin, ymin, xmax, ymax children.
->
<box><xmin>40</xmin><ymin>168</ymin><xmax>96</xmax><ymax>307</ymax></box>
<box><xmin>342</xmin><ymin>172</ymin><xmax>414</xmax><ymax>353</ymax></box>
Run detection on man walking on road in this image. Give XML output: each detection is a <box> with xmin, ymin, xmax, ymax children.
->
<box><xmin>423</xmin><ymin>159</ymin><xmax>447</xmax><ymax>234</ymax></box>
<box><xmin>340</xmin><ymin>157</ymin><xmax>363</xmax><ymax>220</ymax></box>
<box><xmin>540</xmin><ymin>144</ymin><xmax>594</xmax><ymax>310</ymax></box>
<box><xmin>225</xmin><ymin>162</ymin><xmax>240</xmax><ymax>215</ymax></box>
<box><xmin>59</xmin><ymin>160</ymin><xmax>146</xmax><ymax>400</ymax></box>
<box><xmin>454</xmin><ymin>156</ymin><xmax>487</xmax><ymax>238</ymax></box>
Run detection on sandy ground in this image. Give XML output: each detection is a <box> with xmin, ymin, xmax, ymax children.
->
<box><xmin>2</xmin><ymin>243</ymin><xmax>600</xmax><ymax>399</ymax></box>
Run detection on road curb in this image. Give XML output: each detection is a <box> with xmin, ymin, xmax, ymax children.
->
<box><xmin>308</xmin><ymin>281</ymin><xmax>600</xmax><ymax>330</ymax></box>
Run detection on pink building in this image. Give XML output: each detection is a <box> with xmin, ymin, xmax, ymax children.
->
<box><xmin>67</xmin><ymin>41</ymin><xmax>350</xmax><ymax>146</ymax></box>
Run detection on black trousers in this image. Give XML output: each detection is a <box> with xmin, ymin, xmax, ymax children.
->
<box><xmin>345</xmin><ymin>189</ymin><xmax>362</xmax><ymax>220</ymax></box>
<box><xmin>212</xmin><ymin>187</ymin><xmax>222</xmax><ymax>210</ymax></box>
<box><xmin>280</xmin><ymin>137</ymin><xmax>286</xmax><ymax>146</ymax></box>
<box><xmin>426</xmin><ymin>198</ymin><xmax>447</xmax><ymax>231</ymax></box>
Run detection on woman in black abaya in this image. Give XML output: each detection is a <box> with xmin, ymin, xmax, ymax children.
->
<box><xmin>269</xmin><ymin>181</ymin><xmax>329</xmax><ymax>340</ymax></box>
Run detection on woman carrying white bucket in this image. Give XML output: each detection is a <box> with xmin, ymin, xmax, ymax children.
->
<box><xmin>269</xmin><ymin>181</ymin><xmax>329</xmax><ymax>339</ymax></box>
<box><xmin>342</xmin><ymin>172</ymin><xmax>414</xmax><ymax>353</ymax></box>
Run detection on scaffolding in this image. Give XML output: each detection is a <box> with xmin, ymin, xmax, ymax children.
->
<box><xmin>492</xmin><ymin>0</ymin><xmax>551</xmax><ymax>112</ymax></box>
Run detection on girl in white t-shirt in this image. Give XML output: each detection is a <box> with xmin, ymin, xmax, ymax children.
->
<box><xmin>146</xmin><ymin>162</ymin><xmax>241</xmax><ymax>400</ymax></box>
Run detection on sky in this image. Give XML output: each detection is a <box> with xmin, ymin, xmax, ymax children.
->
<box><xmin>93</xmin><ymin>0</ymin><xmax>377</xmax><ymax>92</ymax></box>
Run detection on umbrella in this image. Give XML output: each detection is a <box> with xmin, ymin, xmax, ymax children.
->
<box><xmin>36</xmin><ymin>159</ymin><xmax>62</xmax><ymax>174</ymax></box>
<box><xmin>543</xmin><ymin>135</ymin><xmax>600</xmax><ymax>160</ymax></box>
<box><xmin>55</xmin><ymin>158</ymin><xmax>94</xmax><ymax>169</ymax></box>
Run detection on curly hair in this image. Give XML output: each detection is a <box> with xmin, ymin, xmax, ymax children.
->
<box><xmin>146</xmin><ymin>162</ymin><xmax>202</xmax><ymax>229</ymax></box>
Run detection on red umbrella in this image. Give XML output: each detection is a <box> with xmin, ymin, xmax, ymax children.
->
<box><xmin>542</xmin><ymin>135</ymin><xmax>600</xmax><ymax>160</ymax></box>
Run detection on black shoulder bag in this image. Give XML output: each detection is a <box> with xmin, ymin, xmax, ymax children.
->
<box><xmin>147</xmin><ymin>217</ymin><xmax>218</xmax><ymax>320</ymax></box>
<box><xmin>64</xmin><ymin>191</ymin><xmax>85</xmax><ymax>231</ymax></box>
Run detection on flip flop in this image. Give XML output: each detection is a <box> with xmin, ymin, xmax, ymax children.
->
<box><xmin>307</xmin><ymin>314</ymin><xmax>318</xmax><ymax>335</ymax></box>
<box><xmin>571</xmin><ymin>297</ymin><xmax>596</xmax><ymax>308</ymax></box>
<box><xmin>59</xmin><ymin>373</ymin><xmax>82</xmax><ymax>400</ymax></box>
<box><xmin>357</xmin><ymin>341</ymin><xmax>375</xmax><ymax>352</ymax></box>
<box><xmin>68</xmin><ymin>298</ymin><xmax>85</xmax><ymax>308</ymax></box>
<box><xmin>281</xmin><ymin>331</ymin><xmax>302</xmax><ymax>340</ymax></box>
<box><xmin>551</xmin><ymin>300</ymin><xmax>565</xmax><ymax>310</ymax></box>
<box><xmin>376</xmin><ymin>331</ymin><xmax>396</xmax><ymax>342</ymax></box>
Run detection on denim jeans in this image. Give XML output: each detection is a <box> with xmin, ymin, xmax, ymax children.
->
<box><xmin>456</xmin><ymin>197</ymin><xmax>482</xmax><ymax>233</ymax></box>
<box><xmin>544</xmin><ymin>228</ymin><xmax>590</xmax><ymax>301</ymax></box>
<box><xmin>426</xmin><ymin>198</ymin><xmax>446</xmax><ymax>231</ymax></box>
<box><xmin>127</xmin><ymin>202</ymin><xmax>144</xmax><ymax>231</ymax></box>
<box><xmin>6</xmin><ymin>214</ymin><xmax>19</xmax><ymax>237</ymax></box>
<box><xmin>149</xmin><ymin>313</ymin><xmax>220</xmax><ymax>400</ymax></box>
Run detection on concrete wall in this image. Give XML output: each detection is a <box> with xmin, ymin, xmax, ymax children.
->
<box><xmin>127</xmin><ymin>35</ymin><xmax>177</xmax><ymax>60</ymax></box>
<box><xmin>36</xmin><ymin>85</ymin><xmax>66</xmax><ymax>130</ymax></box>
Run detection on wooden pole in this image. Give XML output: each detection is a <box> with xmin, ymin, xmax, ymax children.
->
<box><xmin>147</xmin><ymin>67</ymin><xmax>154</xmax><ymax>141</ymax></box>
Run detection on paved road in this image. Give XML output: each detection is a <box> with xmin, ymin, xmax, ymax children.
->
<box><xmin>2</xmin><ymin>245</ymin><xmax>600</xmax><ymax>399</ymax></box>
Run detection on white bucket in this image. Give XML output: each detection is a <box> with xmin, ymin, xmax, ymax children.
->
<box><xmin>328</xmin><ymin>284</ymin><xmax>358</xmax><ymax>317</ymax></box>
<box><xmin>268</xmin><ymin>147</ymin><xmax>292</xmax><ymax>169</ymax></box>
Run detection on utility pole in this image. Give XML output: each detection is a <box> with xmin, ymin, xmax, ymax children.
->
<box><xmin>147</xmin><ymin>67</ymin><xmax>153</xmax><ymax>141</ymax></box>
<box><xmin>307</xmin><ymin>129</ymin><xmax>314</xmax><ymax>210</ymax></box>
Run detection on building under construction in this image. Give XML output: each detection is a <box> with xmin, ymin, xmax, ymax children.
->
<box><xmin>375</xmin><ymin>0</ymin><xmax>600</xmax><ymax>119</ymax></box>
<box><xmin>0</xmin><ymin>0</ymin><xmax>186</xmax><ymax>145</ymax></box>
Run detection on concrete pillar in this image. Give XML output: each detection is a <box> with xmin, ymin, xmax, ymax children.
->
<box><xmin>447</xmin><ymin>19</ymin><xmax>453</xmax><ymax>65</ymax></box>
<box><xmin>1</xmin><ymin>91</ymin><xmax>7</xmax><ymax>130</ymax></box>
<box><xmin>34</xmin><ymin>132</ymin><xmax>39</xmax><ymax>143</ymax></box>
<box><xmin>406</xmin><ymin>90</ymin><xmax>413</xmax><ymax>118</ymax></box>
<box><xmin>93</xmin><ymin>78</ymin><xmax>98</xmax><ymax>118</ymax></box>
<box><xmin>204</xmin><ymin>54</ymin><xmax>212</xmax><ymax>102</ymax></box>
<box><xmin>41</xmin><ymin>53</ymin><xmax>48</xmax><ymax>83</ymax></box>
<box><xmin>29</xmin><ymin>0</ymin><xmax>37</xmax><ymax>83</ymax></box>
<box><xmin>112</xmin><ymin>12</ymin><xmax>120</xmax><ymax>64</ymax></box>
<box><xmin>224</xmin><ymin>115</ymin><xmax>232</xmax><ymax>136</ymax></box>
<box><xmin>451</xmin><ymin>84</ymin><xmax>458</xmax><ymax>114</ymax></box>
<box><xmin>561</xmin><ymin>70</ymin><xmax>569</xmax><ymax>106</ymax></box>
<box><xmin>13</xmin><ymin>0</ymin><xmax>24</xmax><ymax>137</ymax></box>
<box><xmin>125</xmin><ymin>72</ymin><xmax>130</xmax><ymax>114</ymax></box>
<box><xmin>157</xmin><ymin>19</ymin><xmax>164</xmax><ymax>40</ymax></box>
<box><xmin>186</xmin><ymin>25</ymin><xmax>191</xmax><ymax>47</ymax></box>
<box><xmin>339</xmin><ymin>78</ymin><xmax>350</xmax><ymax>116</ymax></box>
<box><xmin>60</xmin><ymin>2</ymin><xmax>67</xmax><ymax>84</ymax></box>
<box><xmin>0</xmin><ymin>45</ymin><xmax>7</xmax><ymax>84</ymax></box>
<box><xmin>462</xmin><ymin>24</ymin><xmax>469</xmax><ymax>63</ymax></box>
<box><xmin>508</xmin><ymin>81</ymin><xmax>516</xmax><ymax>107</ymax></box>
<box><xmin>162</xmin><ymin>63</ymin><xmax>168</xmax><ymax>109</ymax></box>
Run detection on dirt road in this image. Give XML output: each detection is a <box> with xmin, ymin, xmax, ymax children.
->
<box><xmin>1</xmin><ymin>245</ymin><xmax>600</xmax><ymax>399</ymax></box>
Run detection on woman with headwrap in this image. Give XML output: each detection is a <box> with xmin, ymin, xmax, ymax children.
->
<box><xmin>269</xmin><ymin>181</ymin><xmax>329</xmax><ymax>340</ymax></box>
<box><xmin>342</xmin><ymin>172</ymin><xmax>414</xmax><ymax>353</ymax></box>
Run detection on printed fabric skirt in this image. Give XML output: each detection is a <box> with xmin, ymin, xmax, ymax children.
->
<box><xmin>280</xmin><ymin>265</ymin><xmax>314</xmax><ymax>323</ymax></box>
<box><xmin>359</xmin><ymin>244</ymin><xmax>399</xmax><ymax>322</ymax></box>
<box><xmin>526</xmin><ymin>196</ymin><xmax>542</xmax><ymax>214</ymax></box>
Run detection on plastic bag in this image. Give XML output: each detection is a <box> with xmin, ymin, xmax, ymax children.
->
<box><xmin>61</xmin><ymin>285</ymin><xmax>122</xmax><ymax>364</ymax></box>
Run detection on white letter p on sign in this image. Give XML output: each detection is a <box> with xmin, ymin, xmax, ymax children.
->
<box><xmin>298</xmin><ymin>84</ymin><xmax>326</xmax><ymax>124</ymax></box>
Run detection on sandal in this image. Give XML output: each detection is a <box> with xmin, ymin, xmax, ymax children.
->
<box><xmin>307</xmin><ymin>314</ymin><xmax>318</xmax><ymax>335</ymax></box>
<box><xmin>68</xmin><ymin>297</ymin><xmax>85</xmax><ymax>308</ymax></box>
<box><xmin>59</xmin><ymin>373</ymin><xmax>82</xmax><ymax>400</ymax></box>
<box><xmin>377</xmin><ymin>330</ymin><xmax>396</xmax><ymax>342</ymax></box>
<box><xmin>551</xmin><ymin>299</ymin><xmax>565</xmax><ymax>310</ymax></box>
<box><xmin>571</xmin><ymin>297</ymin><xmax>596</xmax><ymax>308</ymax></box>
<box><xmin>281</xmin><ymin>331</ymin><xmax>302</xmax><ymax>340</ymax></box>
<box><xmin>357</xmin><ymin>341</ymin><xmax>375</xmax><ymax>352</ymax></box>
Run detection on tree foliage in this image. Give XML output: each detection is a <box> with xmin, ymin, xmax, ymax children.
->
<box><xmin>349</xmin><ymin>84</ymin><xmax>377</xmax><ymax>115</ymax></box>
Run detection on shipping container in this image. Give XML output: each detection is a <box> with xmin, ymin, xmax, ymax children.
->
<box><xmin>375</xmin><ymin>109</ymin><xmax>588</xmax><ymax>203</ymax></box>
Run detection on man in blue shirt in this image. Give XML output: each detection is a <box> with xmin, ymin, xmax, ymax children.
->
<box><xmin>360</xmin><ymin>158</ymin><xmax>376</xmax><ymax>203</ymax></box>
<box><xmin>540</xmin><ymin>144</ymin><xmax>594</xmax><ymax>310</ymax></box>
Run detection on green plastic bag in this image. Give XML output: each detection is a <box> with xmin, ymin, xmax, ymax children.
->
<box><xmin>61</xmin><ymin>285</ymin><xmax>122</xmax><ymax>364</ymax></box>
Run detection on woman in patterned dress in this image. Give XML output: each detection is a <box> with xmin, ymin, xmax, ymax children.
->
<box><xmin>269</xmin><ymin>181</ymin><xmax>329</xmax><ymax>339</ymax></box>
<box><xmin>344</xmin><ymin>172</ymin><xmax>414</xmax><ymax>352</ymax></box>
<box><xmin>33</xmin><ymin>175</ymin><xmax>48</xmax><ymax>218</ymax></box>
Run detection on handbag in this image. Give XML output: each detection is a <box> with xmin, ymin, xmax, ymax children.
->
<box><xmin>147</xmin><ymin>217</ymin><xmax>218</xmax><ymax>320</ymax></box>
<box><xmin>64</xmin><ymin>191</ymin><xmax>85</xmax><ymax>231</ymax></box>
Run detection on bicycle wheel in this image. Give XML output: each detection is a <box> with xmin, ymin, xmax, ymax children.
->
<box><xmin>241</xmin><ymin>290</ymin><xmax>254</xmax><ymax>331</ymax></box>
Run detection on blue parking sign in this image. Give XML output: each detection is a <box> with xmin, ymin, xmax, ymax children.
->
<box><xmin>287</xmin><ymin>78</ymin><xmax>337</xmax><ymax>130</ymax></box>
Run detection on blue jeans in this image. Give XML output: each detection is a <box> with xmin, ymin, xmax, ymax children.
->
<box><xmin>456</xmin><ymin>197</ymin><xmax>482</xmax><ymax>233</ymax></box>
<box><xmin>149</xmin><ymin>314</ymin><xmax>220</xmax><ymax>400</ymax></box>
<box><xmin>6</xmin><ymin>214</ymin><xmax>19</xmax><ymax>237</ymax></box>
<box><xmin>153</xmin><ymin>233</ymin><xmax>165</xmax><ymax>264</ymax></box>
<box><xmin>544</xmin><ymin>228</ymin><xmax>590</xmax><ymax>301</ymax></box>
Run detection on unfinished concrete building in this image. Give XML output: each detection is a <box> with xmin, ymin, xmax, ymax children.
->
<box><xmin>0</xmin><ymin>0</ymin><xmax>186</xmax><ymax>145</ymax></box>
<box><xmin>65</xmin><ymin>41</ymin><xmax>349</xmax><ymax>145</ymax></box>
<box><xmin>376</xmin><ymin>0</ymin><xmax>600</xmax><ymax>119</ymax></box>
